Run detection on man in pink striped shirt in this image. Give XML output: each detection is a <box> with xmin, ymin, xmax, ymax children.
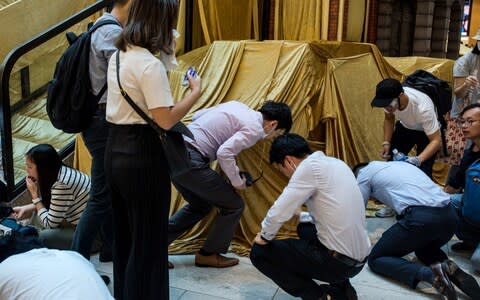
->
<box><xmin>168</xmin><ymin>100</ymin><xmax>292</xmax><ymax>268</ymax></box>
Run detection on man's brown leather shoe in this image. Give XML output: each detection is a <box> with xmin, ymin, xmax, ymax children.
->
<box><xmin>168</xmin><ymin>261</ymin><xmax>174</xmax><ymax>269</ymax></box>
<box><xmin>195</xmin><ymin>252</ymin><xmax>239</xmax><ymax>268</ymax></box>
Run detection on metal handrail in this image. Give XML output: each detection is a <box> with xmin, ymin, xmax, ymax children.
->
<box><xmin>0</xmin><ymin>0</ymin><xmax>110</xmax><ymax>201</ymax></box>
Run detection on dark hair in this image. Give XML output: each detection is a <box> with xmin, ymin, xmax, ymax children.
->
<box><xmin>352</xmin><ymin>162</ymin><xmax>370</xmax><ymax>177</ymax></box>
<box><xmin>269</xmin><ymin>133</ymin><xmax>312</xmax><ymax>164</ymax></box>
<box><xmin>25</xmin><ymin>144</ymin><xmax>63</xmax><ymax>209</ymax></box>
<box><xmin>460</xmin><ymin>103</ymin><xmax>480</xmax><ymax>116</ymax></box>
<box><xmin>0</xmin><ymin>232</ymin><xmax>43</xmax><ymax>263</ymax></box>
<box><xmin>259</xmin><ymin>101</ymin><xmax>293</xmax><ymax>133</ymax></box>
<box><xmin>114</xmin><ymin>0</ymin><xmax>130</xmax><ymax>5</ymax></box>
<box><xmin>107</xmin><ymin>0</ymin><xmax>129</xmax><ymax>11</ymax></box>
<box><xmin>116</xmin><ymin>0</ymin><xmax>179</xmax><ymax>54</ymax></box>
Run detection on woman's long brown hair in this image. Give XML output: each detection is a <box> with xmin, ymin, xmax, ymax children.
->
<box><xmin>116</xmin><ymin>0</ymin><xmax>179</xmax><ymax>55</ymax></box>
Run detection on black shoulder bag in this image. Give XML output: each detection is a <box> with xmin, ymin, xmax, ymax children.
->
<box><xmin>115</xmin><ymin>50</ymin><xmax>192</xmax><ymax>178</ymax></box>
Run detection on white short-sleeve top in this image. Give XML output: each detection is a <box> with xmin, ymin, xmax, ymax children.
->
<box><xmin>106</xmin><ymin>46</ymin><xmax>174</xmax><ymax>124</ymax></box>
<box><xmin>395</xmin><ymin>87</ymin><xmax>440</xmax><ymax>135</ymax></box>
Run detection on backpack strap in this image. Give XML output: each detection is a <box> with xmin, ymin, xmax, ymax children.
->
<box><xmin>89</xmin><ymin>18</ymin><xmax>121</xmax><ymax>100</ymax></box>
<box><xmin>88</xmin><ymin>19</ymin><xmax>120</xmax><ymax>33</ymax></box>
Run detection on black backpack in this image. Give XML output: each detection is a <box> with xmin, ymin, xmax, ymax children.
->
<box><xmin>46</xmin><ymin>19</ymin><xmax>119</xmax><ymax>133</ymax></box>
<box><xmin>403</xmin><ymin>70</ymin><xmax>453</xmax><ymax>155</ymax></box>
<box><xmin>0</xmin><ymin>218</ymin><xmax>43</xmax><ymax>263</ymax></box>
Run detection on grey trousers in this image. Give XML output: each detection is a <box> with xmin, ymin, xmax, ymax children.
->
<box><xmin>168</xmin><ymin>147</ymin><xmax>244</xmax><ymax>253</ymax></box>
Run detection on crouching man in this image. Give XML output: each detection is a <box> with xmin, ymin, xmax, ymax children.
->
<box><xmin>250</xmin><ymin>134</ymin><xmax>371</xmax><ymax>300</ymax></box>
<box><xmin>355</xmin><ymin>160</ymin><xmax>480</xmax><ymax>300</ymax></box>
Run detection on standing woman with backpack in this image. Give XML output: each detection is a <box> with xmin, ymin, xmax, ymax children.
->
<box><xmin>12</xmin><ymin>144</ymin><xmax>90</xmax><ymax>249</ymax></box>
<box><xmin>105</xmin><ymin>0</ymin><xmax>201</xmax><ymax>299</ymax></box>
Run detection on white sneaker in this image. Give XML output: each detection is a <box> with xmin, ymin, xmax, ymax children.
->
<box><xmin>375</xmin><ymin>207</ymin><xmax>395</xmax><ymax>218</ymax></box>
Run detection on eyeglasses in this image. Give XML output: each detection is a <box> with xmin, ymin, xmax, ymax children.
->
<box><xmin>456</xmin><ymin>119</ymin><xmax>480</xmax><ymax>127</ymax></box>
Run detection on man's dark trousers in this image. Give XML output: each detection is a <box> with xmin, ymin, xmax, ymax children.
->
<box><xmin>168</xmin><ymin>146</ymin><xmax>244</xmax><ymax>253</ymax></box>
<box><xmin>368</xmin><ymin>204</ymin><xmax>457</xmax><ymax>288</ymax></box>
<box><xmin>250</xmin><ymin>223</ymin><xmax>364</xmax><ymax>300</ymax></box>
<box><xmin>71</xmin><ymin>112</ymin><xmax>113</xmax><ymax>259</ymax></box>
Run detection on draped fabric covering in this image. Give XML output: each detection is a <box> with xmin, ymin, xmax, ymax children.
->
<box><xmin>71</xmin><ymin>41</ymin><xmax>453</xmax><ymax>256</ymax></box>
<box><xmin>0</xmin><ymin>1</ymin><xmax>456</xmax><ymax>255</ymax></box>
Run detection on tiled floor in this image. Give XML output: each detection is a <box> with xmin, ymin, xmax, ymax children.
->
<box><xmin>91</xmin><ymin>217</ymin><xmax>480</xmax><ymax>299</ymax></box>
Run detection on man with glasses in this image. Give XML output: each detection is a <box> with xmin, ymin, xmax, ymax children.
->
<box><xmin>168</xmin><ymin>100</ymin><xmax>292</xmax><ymax>268</ymax></box>
<box><xmin>371</xmin><ymin>78</ymin><xmax>442</xmax><ymax>179</ymax></box>
<box><xmin>444</xmin><ymin>103</ymin><xmax>480</xmax><ymax>255</ymax></box>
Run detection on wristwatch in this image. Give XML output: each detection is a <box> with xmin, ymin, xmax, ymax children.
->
<box><xmin>32</xmin><ymin>197</ymin><xmax>42</xmax><ymax>205</ymax></box>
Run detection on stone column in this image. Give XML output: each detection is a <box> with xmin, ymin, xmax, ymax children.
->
<box><xmin>376</xmin><ymin>0</ymin><xmax>395</xmax><ymax>56</ymax></box>
<box><xmin>447</xmin><ymin>0</ymin><xmax>464</xmax><ymax>59</ymax></box>
<box><xmin>398</xmin><ymin>2</ymin><xmax>415</xmax><ymax>56</ymax></box>
<box><xmin>412</xmin><ymin>0</ymin><xmax>435</xmax><ymax>56</ymax></box>
<box><xmin>430</xmin><ymin>1</ymin><xmax>453</xmax><ymax>58</ymax></box>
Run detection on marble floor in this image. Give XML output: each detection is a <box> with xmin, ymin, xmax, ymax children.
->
<box><xmin>91</xmin><ymin>217</ymin><xmax>480</xmax><ymax>300</ymax></box>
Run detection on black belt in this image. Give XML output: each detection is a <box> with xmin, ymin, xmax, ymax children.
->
<box><xmin>316</xmin><ymin>240</ymin><xmax>365</xmax><ymax>267</ymax></box>
<box><xmin>328</xmin><ymin>249</ymin><xmax>366</xmax><ymax>268</ymax></box>
<box><xmin>185</xmin><ymin>143</ymin><xmax>210</xmax><ymax>163</ymax></box>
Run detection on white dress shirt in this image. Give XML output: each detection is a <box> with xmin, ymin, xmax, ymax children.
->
<box><xmin>356</xmin><ymin>161</ymin><xmax>450</xmax><ymax>215</ymax></box>
<box><xmin>261</xmin><ymin>151</ymin><xmax>371</xmax><ymax>261</ymax></box>
<box><xmin>0</xmin><ymin>249</ymin><xmax>113</xmax><ymax>300</ymax></box>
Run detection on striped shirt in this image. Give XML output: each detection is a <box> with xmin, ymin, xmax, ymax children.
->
<box><xmin>37</xmin><ymin>166</ymin><xmax>90</xmax><ymax>228</ymax></box>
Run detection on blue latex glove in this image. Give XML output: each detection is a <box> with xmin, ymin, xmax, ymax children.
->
<box><xmin>406</xmin><ymin>156</ymin><xmax>421</xmax><ymax>167</ymax></box>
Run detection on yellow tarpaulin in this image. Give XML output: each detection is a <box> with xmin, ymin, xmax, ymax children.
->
<box><xmin>72</xmin><ymin>41</ymin><xmax>453</xmax><ymax>256</ymax></box>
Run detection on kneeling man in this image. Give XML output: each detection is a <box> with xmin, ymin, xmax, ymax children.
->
<box><xmin>355</xmin><ymin>160</ymin><xmax>480</xmax><ymax>300</ymax></box>
<box><xmin>250</xmin><ymin>134</ymin><xmax>371</xmax><ymax>300</ymax></box>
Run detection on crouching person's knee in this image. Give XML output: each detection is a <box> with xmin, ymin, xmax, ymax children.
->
<box><xmin>249</xmin><ymin>243</ymin><xmax>266</xmax><ymax>267</ymax></box>
<box><xmin>367</xmin><ymin>255</ymin><xmax>380</xmax><ymax>273</ymax></box>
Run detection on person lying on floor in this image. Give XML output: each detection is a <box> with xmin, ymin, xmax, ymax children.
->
<box><xmin>250</xmin><ymin>133</ymin><xmax>371</xmax><ymax>300</ymax></box>
<box><xmin>354</xmin><ymin>160</ymin><xmax>480</xmax><ymax>300</ymax></box>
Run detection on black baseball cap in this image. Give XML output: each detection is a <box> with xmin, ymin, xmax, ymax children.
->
<box><xmin>371</xmin><ymin>78</ymin><xmax>404</xmax><ymax>107</ymax></box>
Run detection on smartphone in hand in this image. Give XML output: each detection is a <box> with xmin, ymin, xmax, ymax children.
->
<box><xmin>181</xmin><ymin>67</ymin><xmax>197</xmax><ymax>86</ymax></box>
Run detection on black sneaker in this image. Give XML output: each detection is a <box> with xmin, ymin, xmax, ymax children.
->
<box><xmin>443</xmin><ymin>259</ymin><xmax>480</xmax><ymax>299</ymax></box>
<box><xmin>100</xmin><ymin>275</ymin><xmax>110</xmax><ymax>285</ymax></box>
<box><xmin>431</xmin><ymin>262</ymin><xmax>458</xmax><ymax>300</ymax></box>
<box><xmin>331</xmin><ymin>280</ymin><xmax>357</xmax><ymax>300</ymax></box>
<box><xmin>451</xmin><ymin>242</ymin><xmax>476</xmax><ymax>252</ymax></box>
<box><xmin>321</xmin><ymin>285</ymin><xmax>348</xmax><ymax>300</ymax></box>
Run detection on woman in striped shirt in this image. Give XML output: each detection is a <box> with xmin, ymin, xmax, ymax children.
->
<box><xmin>12</xmin><ymin>144</ymin><xmax>90</xmax><ymax>249</ymax></box>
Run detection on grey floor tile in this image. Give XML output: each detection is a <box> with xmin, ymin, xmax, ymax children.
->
<box><xmin>170</xmin><ymin>287</ymin><xmax>187</xmax><ymax>300</ymax></box>
<box><xmin>85</xmin><ymin>217</ymin><xmax>480</xmax><ymax>300</ymax></box>
<box><xmin>169</xmin><ymin>254</ymin><xmax>277</xmax><ymax>300</ymax></box>
<box><xmin>272</xmin><ymin>288</ymin><xmax>297</xmax><ymax>299</ymax></box>
<box><xmin>179</xmin><ymin>291</ymin><xmax>230</xmax><ymax>300</ymax></box>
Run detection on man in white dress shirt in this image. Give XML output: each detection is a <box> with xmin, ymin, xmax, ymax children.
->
<box><xmin>355</xmin><ymin>161</ymin><xmax>480</xmax><ymax>300</ymax></box>
<box><xmin>250</xmin><ymin>133</ymin><xmax>371</xmax><ymax>300</ymax></box>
